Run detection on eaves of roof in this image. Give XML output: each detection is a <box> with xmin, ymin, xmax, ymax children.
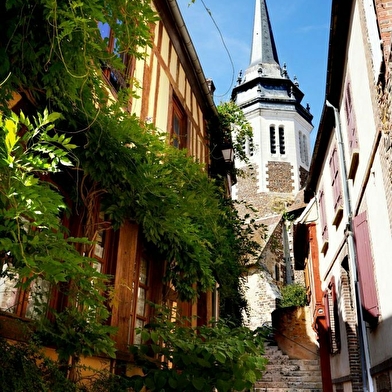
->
<box><xmin>153</xmin><ymin>0</ymin><xmax>218</xmax><ymax>119</ymax></box>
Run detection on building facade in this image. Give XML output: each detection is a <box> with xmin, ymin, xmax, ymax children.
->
<box><xmin>297</xmin><ymin>0</ymin><xmax>392</xmax><ymax>391</ymax></box>
<box><xmin>0</xmin><ymin>0</ymin><xmax>229</xmax><ymax>379</ymax></box>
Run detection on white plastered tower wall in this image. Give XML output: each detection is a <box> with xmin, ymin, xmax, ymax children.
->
<box><xmin>232</xmin><ymin>106</ymin><xmax>312</xmax><ymax>197</ymax></box>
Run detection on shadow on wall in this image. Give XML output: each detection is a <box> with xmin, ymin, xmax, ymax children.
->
<box><xmin>271</xmin><ymin>306</ymin><xmax>319</xmax><ymax>360</ymax></box>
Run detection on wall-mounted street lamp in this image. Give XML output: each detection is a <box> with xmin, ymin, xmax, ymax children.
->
<box><xmin>221</xmin><ymin>145</ymin><xmax>234</xmax><ymax>164</ymax></box>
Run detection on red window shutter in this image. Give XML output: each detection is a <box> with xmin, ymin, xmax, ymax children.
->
<box><xmin>319</xmin><ymin>189</ymin><xmax>328</xmax><ymax>242</ymax></box>
<box><xmin>353</xmin><ymin>211</ymin><xmax>379</xmax><ymax>323</ymax></box>
<box><xmin>344</xmin><ymin>83</ymin><xmax>359</xmax><ymax>153</ymax></box>
<box><xmin>329</xmin><ymin>147</ymin><xmax>342</xmax><ymax>211</ymax></box>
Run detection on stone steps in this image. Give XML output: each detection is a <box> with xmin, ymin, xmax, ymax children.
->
<box><xmin>254</xmin><ymin>345</ymin><xmax>323</xmax><ymax>391</ymax></box>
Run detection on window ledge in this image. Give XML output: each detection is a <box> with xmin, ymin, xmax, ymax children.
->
<box><xmin>321</xmin><ymin>240</ymin><xmax>329</xmax><ymax>255</ymax></box>
<box><xmin>332</xmin><ymin>206</ymin><xmax>343</xmax><ymax>227</ymax></box>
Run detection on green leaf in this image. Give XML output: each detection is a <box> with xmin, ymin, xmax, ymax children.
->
<box><xmin>150</xmin><ymin>330</ymin><xmax>159</xmax><ymax>344</ymax></box>
<box><xmin>215</xmin><ymin>351</ymin><xmax>226</xmax><ymax>363</ymax></box>
<box><xmin>4</xmin><ymin>118</ymin><xmax>18</xmax><ymax>156</ymax></box>
<box><xmin>192</xmin><ymin>377</ymin><xmax>206</xmax><ymax>391</ymax></box>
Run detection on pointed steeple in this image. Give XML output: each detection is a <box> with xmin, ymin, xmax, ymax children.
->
<box><xmin>250</xmin><ymin>0</ymin><xmax>279</xmax><ymax>66</ymax></box>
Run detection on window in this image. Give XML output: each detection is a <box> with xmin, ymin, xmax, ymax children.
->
<box><xmin>133</xmin><ymin>257</ymin><xmax>149</xmax><ymax>344</ymax></box>
<box><xmin>171</xmin><ymin>97</ymin><xmax>187</xmax><ymax>149</ymax></box>
<box><xmin>98</xmin><ymin>22</ymin><xmax>133</xmax><ymax>92</ymax></box>
<box><xmin>279</xmin><ymin>126</ymin><xmax>285</xmax><ymax>154</ymax></box>
<box><xmin>0</xmin><ymin>260</ymin><xmax>19</xmax><ymax>314</ymax></box>
<box><xmin>299</xmin><ymin>131</ymin><xmax>304</xmax><ymax>162</ymax></box>
<box><xmin>0</xmin><ymin>258</ymin><xmax>51</xmax><ymax>320</ymax></box>
<box><xmin>275</xmin><ymin>264</ymin><xmax>280</xmax><ymax>281</ymax></box>
<box><xmin>344</xmin><ymin>81</ymin><xmax>359</xmax><ymax>179</ymax></box>
<box><xmin>302</xmin><ymin>134</ymin><xmax>309</xmax><ymax>165</ymax></box>
<box><xmin>270</xmin><ymin>125</ymin><xmax>276</xmax><ymax>154</ymax></box>
<box><xmin>299</xmin><ymin>131</ymin><xmax>309</xmax><ymax>165</ymax></box>
<box><xmin>353</xmin><ymin>211</ymin><xmax>379</xmax><ymax>324</ymax></box>
<box><xmin>242</xmin><ymin>136</ymin><xmax>254</xmax><ymax>157</ymax></box>
<box><xmin>329</xmin><ymin>146</ymin><xmax>343</xmax><ymax>225</ymax></box>
<box><xmin>90</xmin><ymin>209</ymin><xmax>117</xmax><ymax>281</ymax></box>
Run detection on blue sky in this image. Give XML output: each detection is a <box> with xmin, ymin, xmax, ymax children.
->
<box><xmin>177</xmin><ymin>0</ymin><xmax>332</xmax><ymax>146</ymax></box>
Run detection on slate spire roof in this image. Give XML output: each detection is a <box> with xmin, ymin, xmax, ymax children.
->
<box><xmin>250</xmin><ymin>0</ymin><xmax>279</xmax><ymax>66</ymax></box>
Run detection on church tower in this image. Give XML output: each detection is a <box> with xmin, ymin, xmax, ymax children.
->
<box><xmin>232</xmin><ymin>0</ymin><xmax>313</xmax><ymax>207</ymax></box>
<box><xmin>232</xmin><ymin>0</ymin><xmax>313</xmax><ymax>330</ymax></box>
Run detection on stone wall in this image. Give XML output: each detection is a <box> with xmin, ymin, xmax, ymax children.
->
<box><xmin>266</xmin><ymin>161</ymin><xmax>294</xmax><ymax>193</ymax></box>
<box><xmin>242</xmin><ymin>266</ymin><xmax>281</xmax><ymax>330</ymax></box>
<box><xmin>271</xmin><ymin>306</ymin><xmax>319</xmax><ymax>360</ymax></box>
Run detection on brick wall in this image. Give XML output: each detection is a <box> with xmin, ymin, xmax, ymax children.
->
<box><xmin>375</xmin><ymin>0</ymin><xmax>392</xmax><ymax>63</ymax></box>
<box><xmin>266</xmin><ymin>161</ymin><xmax>294</xmax><ymax>193</ymax></box>
<box><xmin>340</xmin><ymin>267</ymin><xmax>363</xmax><ymax>391</ymax></box>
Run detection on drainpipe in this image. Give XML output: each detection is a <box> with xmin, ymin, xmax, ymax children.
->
<box><xmin>326</xmin><ymin>101</ymin><xmax>373</xmax><ymax>392</ymax></box>
<box><xmin>282</xmin><ymin>219</ymin><xmax>293</xmax><ymax>284</ymax></box>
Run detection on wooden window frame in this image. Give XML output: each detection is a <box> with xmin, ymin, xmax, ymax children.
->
<box><xmin>0</xmin><ymin>259</ymin><xmax>52</xmax><ymax>321</ymax></box>
<box><xmin>98</xmin><ymin>22</ymin><xmax>134</xmax><ymax>93</ymax></box>
<box><xmin>171</xmin><ymin>97</ymin><xmax>187</xmax><ymax>149</ymax></box>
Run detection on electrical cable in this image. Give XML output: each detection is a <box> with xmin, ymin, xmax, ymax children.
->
<box><xmin>199</xmin><ymin>0</ymin><xmax>236</xmax><ymax>99</ymax></box>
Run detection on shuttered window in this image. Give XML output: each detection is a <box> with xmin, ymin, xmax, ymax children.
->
<box><xmin>318</xmin><ymin>189</ymin><xmax>329</xmax><ymax>254</ymax></box>
<box><xmin>344</xmin><ymin>82</ymin><xmax>359</xmax><ymax>153</ymax></box>
<box><xmin>344</xmin><ymin>81</ymin><xmax>359</xmax><ymax>179</ymax></box>
<box><xmin>329</xmin><ymin>146</ymin><xmax>342</xmax><ymax>212</ymax></box>
<box><xmin>353</xmin><ymin>211</ymin><xmax>379</xmax><ymax>324</ymax></box>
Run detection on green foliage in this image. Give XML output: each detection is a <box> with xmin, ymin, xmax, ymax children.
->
<box><xmin>0</xmin><ymin>0</ymin><xmax>265</xmax><ymax>360</ymax></box>
<box><xmin>0</xmin><ymin>0</ymin><xmax>157</xmax><ymax>114</ymax></box>
<box><xmin>217</xmin><ymin>101</ymin><xmax>254</xmax><ymax>163</ymax></box>
<box><xmin>127</xmin><ymin>308</ymin><xmax>267</xmax><ymax>392</ymax></box>
<box><xmin>0</xmin><ymin>0</ymin><xmax>264</xmax><ymax>305</ymax></box>
<box><xmin>279</xmin><ymin>283</ymin><xmax>307</xmax><ymax>308</ymax></box>
<box><xmin>0</xmin><ymin>111</ymin><xmax>115</xmax><ymax>361</ymax></box>
<box><xmin>74</xmin><ymin>106</ymin><xmax>263</xmax><ymax>303</ymax></box>
<box><xmin>0</xmin><ymin>337</ymin><xmax>132</xmax><ymax>391</ymax></box>
<box><xmin>0</xmin><ymin>338</ymin><xmax>77</xmax><ymax>392</ymax></box>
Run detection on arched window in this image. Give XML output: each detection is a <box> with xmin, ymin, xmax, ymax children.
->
<box><xmin>270</xmin><ymin>125</ymin><xmax>276</xmax><ymax>154</ymax></box>
<box><xmin>299</xmin><ymin>131</ymin><xmax>304</xmax><ymax>163</ymax></box>
<box><xmin>279</xmin><ymin>126</ymin><xmax>285</xmax><ymax>154</ymax></box>
<box><xmin>303</xmin><ymin>134</ymin><xmax>309</xmax><ymax>165</ymax></box>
